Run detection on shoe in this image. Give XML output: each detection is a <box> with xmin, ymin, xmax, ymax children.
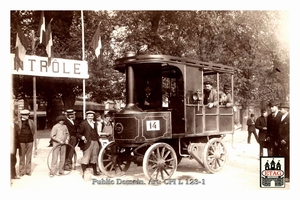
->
<box><xmin>19</xmin><ymin>174</ymin><xmax>24</xmax><ymax>177</ymax></box>
<box><xmin>58</xmin><ymin>172</ymin><xmax>64</xmax><ymax>176</ymax></box>
<box><xmin>12</xmin><ymin>176</ymin><xmax>21</xmax><ymax>179</ymax></box>
<box><xmin>49</xmin><ymin>172</ymin><xmax>54</xmax><ymax>178</ymax></box>
<box><xmin>26</xmin><ymin>173</ymin><xmax>31</xmax><ymax>176</ymax></box>
<box><xmin>64</xmin><ymin>167</ymin><xmax>71</xmax><ymax>171</ymax></box>
<box><xmin>93</xmin><ymin>171</ymin><xmax>101</xmax><ymax>176</ymax></box>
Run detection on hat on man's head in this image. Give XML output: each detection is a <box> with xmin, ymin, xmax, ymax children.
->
<box><xmin>66</xmin><ymin>109</ymin><xmax>76</xmax><ymax>115</ymax></box>
<box><xmin>269</xmin><ymin>100</ymin><xmax>279</xmax><ymax>107</ymax></box>
<box><xmin>280</xmin><ymin>102</ymin><xmax>289</xmax><ymax>109</ymax></box>
<box><xmin>203</xmin><ymin>81</ymin><xmax>213</xmax><ymax>85</ymax></box>
<box><xmin>56</xmin><ymin>115</ymin><xmax>66</xmax><ymax>122</ymax></box>
<box><xmin>86</xmin><ymin>110</ymin><xmax>95</xmax><ymax>115</ymax></box>
<box><xmin>20</xmin><ymin>109</ymin><xmax>30</xmax><ymax>115</ymax></box>
<box><xmin>224</xmin><ymin>84</ymin><xmax>231</xmax><ymax>90</ymax></box>
<box><xmin>261</xmin><ymin>108</ymin><xmax>267</xmax><ymax>113</ymax></box>
<box><xmin>104</xmin><ymin>113</ymin><xmax>112</xmax><ymax>118</ymax></box>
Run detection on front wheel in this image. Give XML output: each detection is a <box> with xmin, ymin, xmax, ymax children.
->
<box><xmin>99</xmin><ymin>141</ymin><xmax>131</xmax><ymax>177</ymax></box>
<box><xmin>143</xmin><ymin>142</ymin><xmax>177</xmax><ymax>181</ymax></box>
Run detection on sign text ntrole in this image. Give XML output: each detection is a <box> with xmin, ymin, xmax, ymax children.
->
<box><xmin>11</xmin><ymin>54</ymin><xmax>89</xmax><ymax>79</ymax></box>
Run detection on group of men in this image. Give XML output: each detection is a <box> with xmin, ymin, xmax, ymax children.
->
<box><xmin>11</xmin><ymin>109</ymin><xmax>114</xmax><ymax>180</ymax></box>
<box><xmin>247</xmin><ymin>101</ymin><xmax>290</xmax><ymax>182</ymax></box>
<box><xmin>203</xmin><ymin>80</ymin><xmax>233</xmax><ymax>108</ymax></box>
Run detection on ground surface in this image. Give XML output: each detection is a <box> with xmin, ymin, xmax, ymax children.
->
<box><xmin>9</xmin><ymin>129</ymin><xmax>291</xmax><ymax>198</ymax></box>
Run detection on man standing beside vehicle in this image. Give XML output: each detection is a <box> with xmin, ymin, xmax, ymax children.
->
<box><xmin>77</xmin><ymin>110</ymin><xmax>101</xmax><ymax>179</ymax></box>
<box><xmin>63</xmin><ymin>109</ymin><xmax>78</xmax><ymax>171</ymax></box>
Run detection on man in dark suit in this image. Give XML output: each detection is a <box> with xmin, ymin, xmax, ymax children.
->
<box><xmin>255</xmin><ymin>109</ymin><xmax>268</xmax><ymax>157</ymax></box>
<box><xmin>76</xmin><ymin>110</ymin><xmax>101</xmax><ymax>178</ymax></box>
<box><xmin>63</xmin><ymin>109</ymin><xmax>78</xmax><ymax>171</ymax></box>
<box><xmin>278</xmin><ymin>102</ymin><xmax>290</xmax><ymax>182</ymax></box>
<box><xmin>267</xmin><ymin>100</ymin><xmax>283</xmax><ymax>156</ymax></box>
<box><xmin>138</xmin><ymin>85</ymin><xmax>160</xmax><ymax>110</ymax></box>
<box><xmin>247</xmin><ymin>114</ymin><xmax>258</xmax><ymax>144</ymax></box>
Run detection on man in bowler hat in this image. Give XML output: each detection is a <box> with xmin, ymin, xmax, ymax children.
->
<box><xmin>63</xmin><ymin>109</ymin><xmax>78</xmax><ymax>171</ymax></box>
<box><xmin>278</xmin><ymin>102</ymin><xmax>290</xmax><ymax>182</ymax></box>
<box><xmin>267</xmin><ymin>100</ymin><xmax>282</xmax><ymax>156</ymax></box>
<box><xmin>255</xmin><ymin>108</ymin><xmax>268</xmax><ymax>157</ymax></box>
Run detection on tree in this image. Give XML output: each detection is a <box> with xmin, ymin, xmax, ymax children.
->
<box><xmin>11</xmin><ymin>10</ymin><xmax>290</xmax><ymax>124</ymax></box>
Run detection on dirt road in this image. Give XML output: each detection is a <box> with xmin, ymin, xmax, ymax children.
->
<box><xmin>9</xmin><ymin>129</ymin><xmax>290</xmax><ymax>195</ymax></box>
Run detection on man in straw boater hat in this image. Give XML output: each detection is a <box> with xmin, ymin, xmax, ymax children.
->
<box><xmin>63</xmin><ymin>109</ymin><xmax>78</xmax><ymax>171</ymax></box>
<box><xmin>76</xmin><ymin>110</ymin><xmax>101</xmax><ymax>179</ymax></box>
<box><xmin>266</xmin><ymin>100</ymin><xmax>283</xmax><ymax>156</ymax></box>
<box><xmin>15</xmin><ymin>109</ymin><xmax>36</xmax><ymax>177</ymax></box>
<box><xmin>278</xmin><ymin>102</ymin><xmax>290</xmax><ymax>182</ymax></box>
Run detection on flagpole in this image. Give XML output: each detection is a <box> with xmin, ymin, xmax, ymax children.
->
<box><xmin>81</xmin><ymin>10</ymin><xmax>86</xmax><ymax>119</ymax></box>
<box><xmin>31</xmin><ymin>30</ymin><xmax>38</xmax><ymax>156</ymax></box>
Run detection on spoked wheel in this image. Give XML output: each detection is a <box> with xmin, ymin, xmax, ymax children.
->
<box><xmin>203</xmin><ymin>138</ymin><xmax>227</xmax><ymax>173</ymax></box>
<box><xmin>99</xmin><ymin>141</ymin><xmax>131</xmax><ymax>177</ymax></box>
<box><xmin>143</xmin><ymin>143</ymin><xmax>177</xmax><ymax>181</ymax></box>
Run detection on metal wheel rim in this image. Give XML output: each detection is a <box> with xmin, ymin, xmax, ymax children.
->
<box><xmin>99</xmin><ymin>141</ymin><xmax>131</xmax><ymax>177</ymax></box>
<box><xmin>143</xmin><ymin>142</ymin><xmax>177</xmax><ymax>181</ymax></box>
<box><xmin>203</xmin><ymin>138</ymin><xmax>227</xmax><ymax>173</ymax></box>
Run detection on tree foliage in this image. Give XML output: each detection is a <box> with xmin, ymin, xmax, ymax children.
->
<box><xmin>11</xmin><ymin>10</ymin><xmax>289</xmax><ymax>112</ymax></box>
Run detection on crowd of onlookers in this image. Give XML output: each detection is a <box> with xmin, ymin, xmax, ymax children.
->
<box><xmin>11</xmin><ymin>109</ymin><xmax>114</xmax><ymax>181</ymax></box>
<box><xmin>246</xmin><ymin>101</ymin><xmax>290</xmax><ymax>182</ymax></box>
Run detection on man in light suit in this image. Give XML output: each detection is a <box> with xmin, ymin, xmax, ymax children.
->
<box><xmin>278</xmin><ymin>102</ymin><xmax>290</xmax><ymax>182</ymax></box>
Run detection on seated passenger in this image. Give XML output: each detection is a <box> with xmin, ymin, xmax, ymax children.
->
<box><xmin>219</xmin><ymin>84</ymin><xmax>233</xmax><ymax>107</ymax></box>
<box><xmin>203</xmin><ymin>81</ymin><xmax>218</xmax><ymax>108</ymax></box>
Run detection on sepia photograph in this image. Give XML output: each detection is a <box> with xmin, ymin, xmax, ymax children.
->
<box><xmin>5</xmin><ymin>1</ymin><xmax>297</xmax><ymax>198</ymax></box>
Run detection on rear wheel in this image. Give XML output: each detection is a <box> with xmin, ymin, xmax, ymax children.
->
<box><xmin>143</xmin><ymin>142</ymin><xmax>177</xmax><ymax>180</ymax></box>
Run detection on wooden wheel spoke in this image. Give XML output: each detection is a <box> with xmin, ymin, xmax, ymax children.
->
<box><xmin>143</xmin><ymin>143</ymin><xmax>177</xmax><ymax>181</ymax></box>
<box><xmin>163</xmin><ymin>150</ymin><xmax>171</xmax><ymax>159</ymax></box>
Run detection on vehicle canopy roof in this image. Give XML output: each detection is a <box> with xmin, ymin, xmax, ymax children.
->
<box><xmin>114</xmin><ymin>54</ymin><xmax>235</xmax><ymax>75</ymax></box>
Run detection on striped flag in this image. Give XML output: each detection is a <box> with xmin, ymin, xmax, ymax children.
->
<box><xmin>43</xmin><ymin>20</ymin><xmax>53</xmax><ymax>65</ymax></box>
<box><xmin>14</xmin><ymin>26</ymin><xmax>28</xmax><ymax>71</ymax></box>
<box><xmin>91</xmin><ymin>24</ymin><xmax>102</xmax><ymax>58</ymax></box>
<box><xmin>38</xmin><ymin>11</ymin><xmax>46</xmax><ymax>44</ymax></box>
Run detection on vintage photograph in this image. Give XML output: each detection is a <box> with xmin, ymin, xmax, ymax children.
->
<box><xmin>8</xmin><ymin>6</ymin><xmax>293</xmax><ymax>197</ymax></box>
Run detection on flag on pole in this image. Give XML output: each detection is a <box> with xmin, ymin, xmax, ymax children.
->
<box><xmin>14</xmin><ymin>25</ymin><xmax>28</xmax><ymax>71</ymax></box>
<box><xmin>38</xmin><ymin>11</ymin><xmax>46</xmax><ymax>44</ymax></box>
<box><xmin>91</xmin><ymin>24</ymin><xmax>102</xmax><ymax>58</ymax></box>
<box><xmin>43</xmin><ymin>19</ymin><xmax>53</xmax><ymax>65</ymax></box>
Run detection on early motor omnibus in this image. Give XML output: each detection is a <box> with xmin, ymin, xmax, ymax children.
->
<box><xmin>99</xmin><ymin>52</ymin><xmax>235</xmax><ymax>181</ymax></box>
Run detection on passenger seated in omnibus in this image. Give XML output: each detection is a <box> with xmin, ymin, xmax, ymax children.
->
<box><xmin>203</xmin><ymin>81</ymin><xmax>218</xmax><ymax>108</ymax></box>
<box><xmin>219</xmin><ymin>84</ymin><xmax>233</xmax><ymax>107</ymax></box>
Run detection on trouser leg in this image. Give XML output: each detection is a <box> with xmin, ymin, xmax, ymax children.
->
<box><xmin>25</xmin><ymin>142</ymin><xmax>33</xmax><ymax>174</ymax></box>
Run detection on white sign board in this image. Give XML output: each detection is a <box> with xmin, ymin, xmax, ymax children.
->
<box><xmin>11</xmin><ymin>54</ymin><xmax>89</xmax><ymax>79</ymax></box>
<box><xmin>146</xmin><ymin>120</ymin><xmax>160</xmax><ymax>131</ymax></box>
